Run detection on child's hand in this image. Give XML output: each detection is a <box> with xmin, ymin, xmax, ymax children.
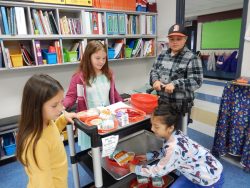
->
<box><xmin>63</xmin><ymin>111</ymin><xmax>77</xmax><ymax>124</ymax></box>
<box><xmin>128</xmin><ymin>163</ymin><xmax>136</xmax><ymax>173</ymax></box>
<box><xmin>164</xmin><ymin>83</ymin><xmax>175</xmax><ymax>94</ymax></box>
<box><xmin>136</xmin><ymin>155</ymin><xmax>147</xmax><ymax>162</ymax></box>
<box><xmin>153</xmin><ymin>80</ymin><xmax>162</xmax><ymax>91</ymax></box>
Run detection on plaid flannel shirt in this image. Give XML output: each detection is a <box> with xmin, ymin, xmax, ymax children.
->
<box><xmin>150</xmin><ymin>46</ymin><xmax>203</xmax><ymax>107</ymax></box>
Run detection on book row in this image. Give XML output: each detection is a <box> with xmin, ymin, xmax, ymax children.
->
<box><xmin>0</xmin><ymin>38</ymin><xmax>155</xmax><ymax>69</ymax></box>
<box><xmin>0</xmin><ymin>5</ymin><xmax>156</xmax><ymax>36</ymax></box>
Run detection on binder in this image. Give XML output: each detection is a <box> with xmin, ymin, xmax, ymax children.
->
<box><xmin>0</xmin><ymin>10</ymin><xmax>4</xmax><ymax>34</ymax></box>
<box><xmin>118</xmin><ymin>14</ymin><xmax>126</xmax><ymax>34</ymax></box>
<box><xmin>84</xmin><ymin>12</ymin><xmax>91</xmax><ymax>34</ymax></box>
<box><xmin>10</xmin><ymin>7</ymin><xmax>15</xmax><ymax>35</ymax></box>
<box><xmin>34</xmin><ymin>40</ymin><xmax>43</xmax><ymax>65</ymax></box>
<box><xmin>97</xmin><ymin>12</ymin><xmax>103</xmax><ymax>34</ymax></box>
<box><xmin>91</xmin><ymin>12</ymin><xmax>99</xmax><ymax>34</ymax></box>
<box><xmin>48</xmin><ymin>11</ymin><xmax>59</xmax><ymax>34</ymax></box>
<box><xmin>106</xmin><ymin>12</ymin><xmax>113</xmax><ymax>35</ymax></box>
<box><xmin>152</xmin><ymin>15</ymin><xmax>156</xmax><ymax>34</ymax></box>
<box><xmin>140</xmin><ymin>15</ymin><xmax>146</xmax><ymax>35</ymax></box>
<box><xmin>6</xmin><ymin>7</ymin><xmax>11</xmax><ymax>35</ymax></box>
<box><xmin>112</xmin><ymin>13</ymin><xmax>118</xmax><ymax>35</ymax></box>
<box><xmin>1</xmin><ymin>7</ymin><xmax>10</xmax><ymax>35</ymax></box>
<box><xmin>14</xmin><ymin>7</ymin><xmax>27</xmax><ymax>35</ymax></box>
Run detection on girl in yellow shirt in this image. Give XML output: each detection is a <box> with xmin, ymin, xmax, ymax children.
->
<box><xmin>16</xmin><ymin>74</ymin><xmax>77</xmax><ymax>188</ymax></box>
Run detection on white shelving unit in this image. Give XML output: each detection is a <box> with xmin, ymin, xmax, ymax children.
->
<box><xmin>0</xmin><ymin>0</ymin><xmax>157</xmax><ymax>71</ymax></box>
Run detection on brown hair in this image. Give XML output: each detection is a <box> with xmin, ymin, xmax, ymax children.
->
<box><xmin>16</xmin><ymin>74</ymin><xmax>64</xmax><ymax>167</ymax></box>
<box><xmin>78</xmin><ymin>40</ymin><xmax>112</xmax><ymax>86</ymax></box>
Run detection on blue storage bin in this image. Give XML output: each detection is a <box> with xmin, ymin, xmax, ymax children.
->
<box><xmin>3</xmin><ymin>133</ymin><xmax>16</xmax><ymax>156</ymax></box>
<box><xmin>108</xmin><ymin>48</ymin><xmax>115</xmax><ymax>59</ymax></box>
<box><xmin>42</xmin><ymin>49</ymin><xmax>57</xmax><ymax>64</ymax></box>
<box><xmin>4</xmin><ymin>144</ymin><xmax>16</xmax><ymax>156</ymax></box>
<box><xmin>136</xmin><ymin>5</ymin><xmax>147</xmax><ymax>12</ymax></box>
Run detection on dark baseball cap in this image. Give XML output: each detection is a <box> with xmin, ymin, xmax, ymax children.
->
<box><xmin>168</xmin><ymin>24</ymin><xmax>187</xmax><ymax>37</ymax></box>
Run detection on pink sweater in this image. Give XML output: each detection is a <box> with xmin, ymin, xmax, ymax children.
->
<box><xmin>63</xmin><ymin>71</ymin><xmax>122</xmax><ymax>112</ymax></box>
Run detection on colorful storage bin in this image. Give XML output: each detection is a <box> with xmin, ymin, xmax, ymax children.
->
<box><xmin>63</xmin><ymin>48</ymin><xmax>78</xmax><ymax>62</ymax></box>
<box><xmin>136</xmin><ymin>5</ymin><xmax>147</xmax><ymax>12</ymax></box>
<box><xmin>10</xmin><ymin>54</ymin><xmax>23</xmax><ymax>67</ymax></box>
<box><xmin>4</xmin><ymin>144</ymin><xmax>16</xmax><ymax>156</ymax></box>
<box><xmin>108</xmin><ymin>48</ymin><xmax>115</xmax><ymax>59</ymax></box>
<box><xmin>3</xmin><ymin>133</ymin><xmax>16</xmax><ymax>156</ymax></box>
<box><xmin>42</xmin><ymin>49</ymin><xmax>57</xmax><ymax>64</ymax></box>
<box><xmin>125</xmin><ymin>47</ymin><xmax>132</xmax><ymax>58</ymax></box>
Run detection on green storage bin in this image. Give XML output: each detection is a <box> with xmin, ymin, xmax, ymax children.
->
<box><xmin>63</xmin><ymin>48</ymin><xmax>78</xmax><ymax>62</ymax></box>
<box><xmin>125</xmin><ymin>47</ymin><xmax>132</xmax><ymax>58</ymax></box>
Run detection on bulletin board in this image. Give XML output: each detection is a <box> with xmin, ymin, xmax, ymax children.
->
<box><xmin>201</xmin><ymin>19</ymin><xmax>242</xmax><ymax>49</ymax></box>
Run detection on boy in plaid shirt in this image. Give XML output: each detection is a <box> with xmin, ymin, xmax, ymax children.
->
<box><xmin>150</xmin><ymin>24</ymin><xmax>203</xmax><ymax>121</ymax></box>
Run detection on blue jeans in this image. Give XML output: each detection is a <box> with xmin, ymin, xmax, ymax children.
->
<box><xmin>170</xmin><ymin>172</ymin><xmax>224</xmax><ymax>188</ymax></box>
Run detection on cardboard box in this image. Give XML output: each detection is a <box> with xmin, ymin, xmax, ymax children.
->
<box><xmin>34</xmin><ymin>0</ymin><xmax>65</xmax><ymax>4</ymax></box>
<box><xmin>93</xmin><ymin>0</ymin><xmax>136</xmax><ymax>11</ymax></box>
<box><xmin>65</xmin><ymin>0</ymin><xmax>92</xmax><ymax>6</ymax></box>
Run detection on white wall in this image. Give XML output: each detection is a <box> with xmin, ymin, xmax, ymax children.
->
<box><xmin>241</xmin><ymin>1</ymin><xmax>250</xmax><ymax>77</ymax></box>
<box><xmin>157</xmin><ymin>0</ymin><xmax>176</xmax><ymax>41</ymax></box>
<box><xmin>0</xmin><ymin>0</ymin><xmax>176</xmax><ymax>119</ymax></box>
<box><xmin>0</xmin><ymin>59</ymin><xmax>154</xmax><ymax>118</ymax></box>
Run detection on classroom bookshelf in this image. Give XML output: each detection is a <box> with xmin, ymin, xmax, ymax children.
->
<box><xmin>0</xmin><ymin>0</ymin><xmax>157</xmax><ymax>71</ymax></box>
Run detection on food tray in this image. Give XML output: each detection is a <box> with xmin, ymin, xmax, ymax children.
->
<box><xmin>85</xmin><ymin>116</ymin><xmax>119</xmax><ymax>134</ymax></box>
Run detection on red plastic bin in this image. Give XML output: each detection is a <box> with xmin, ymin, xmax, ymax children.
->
<box><xmin>131</xmin><ymin>93</ymin><xmax>158</xmax><ymax>114</ymax></box>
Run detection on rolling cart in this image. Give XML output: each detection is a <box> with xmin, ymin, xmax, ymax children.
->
<box><xmin>67</xmin><ymin>117</ymin><xmax>177</xmax><ymax>188</ymax></box>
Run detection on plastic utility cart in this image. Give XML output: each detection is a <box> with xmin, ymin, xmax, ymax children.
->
<box><xmin>67</xmin><ymin>117</ymin><xmax>177</xmax><ymax>188</ymax></box>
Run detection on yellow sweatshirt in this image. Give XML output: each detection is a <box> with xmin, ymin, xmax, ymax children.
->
<box><xmin>23</xmin><ymin>115</ymin><xmax>68</xmax><ymax>188</ymax></box>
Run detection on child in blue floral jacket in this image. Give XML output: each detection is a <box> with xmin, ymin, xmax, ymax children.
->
<box><xmin>129</xmin><ymin>106</ymin><xmax>224</xmax><ymax>188</ymax></box>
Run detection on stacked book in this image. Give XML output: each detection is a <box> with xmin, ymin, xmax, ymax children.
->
<box><xmin>31</xmin><ymin>9</ymin><xmax>59</xmax><ymax>35</ymax></box>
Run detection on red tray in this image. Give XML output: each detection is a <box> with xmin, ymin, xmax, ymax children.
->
<box><xmin>115</xmin><ymin>107</ymin><xmax>146</xmax><ymax>123</ymax></box>
<box><xmin>106</xmin><ymin>156</ymin><xmax>140</xmax><ymax>169</ymax></box>
<box><xmin>78</xmin><ymin>110</ymin><xmax>98</xmax><ymax>122</ymax></box>
<box><xmin>85</xmin><ymin>116</ymin><xmax>118</xmax><ymax>134</ymax></box>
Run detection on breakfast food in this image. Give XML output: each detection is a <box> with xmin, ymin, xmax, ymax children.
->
<box><xmin>99</xmin><ymin>108</ymin><xmax>112</xmax><ymax>119</ymax></box>
<box><xmin>77</xmin><ymin>109</ymin><xmax>99</xmax><ymax>121</ymax></box>
<box><xmin>152</xmin><ymin>176</ymin><xmax>164</xmax><ymax>187</ymax></box>
<box><xmin>137</xmin><ymin>175</ymin><xmax>150</xmax><ymax>184</ymax></box>
<box><xmin>101</xmin><ymin>119</ymin><xmax>115</xmax><ymax>130</ymax></box>
<box><xmin>110</xmin><ymin>150</ymin><xmax>135</xmax><ymax>166</ymax></box>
